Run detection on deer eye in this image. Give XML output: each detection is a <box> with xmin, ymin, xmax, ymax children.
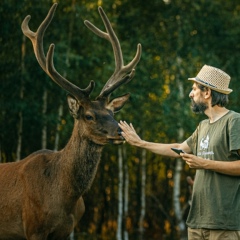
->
<box><xmin>85</xmin><ymin>115</ymin><xmax>94</xmax><ymax>121</ymax></box>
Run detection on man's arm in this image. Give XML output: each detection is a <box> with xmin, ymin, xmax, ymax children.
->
<box><xmin>119</xmin><ymin>121</ymin><xmax>191</xmax><ymax>158</ymax></box>
<box><xmin>181</xmin><ymin>151</ymin><xmax>240</xmax><ymax>176</ymax></box>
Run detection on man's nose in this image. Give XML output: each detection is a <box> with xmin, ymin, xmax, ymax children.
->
<box><xmin>189</xmin><ymin>90</ymin><xmax>193</xmax><ymax>98</ymax></box>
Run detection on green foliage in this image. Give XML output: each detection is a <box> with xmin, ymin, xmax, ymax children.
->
<box><xmin>1</xmin><ymin>0</ymin><xmax>240</xmax><ymax>239</ymax></box>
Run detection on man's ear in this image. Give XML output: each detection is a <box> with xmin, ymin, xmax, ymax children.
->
<box><xmin>204</xmin><ymin>88</ymin><xmax>211</xmax><ymax>99</ymax></box>
<box><xmin>67</xmin><ymin>94</ymin><xmax>80</xmax><ymax>118</ymax></box>
<box><xmin>107</xmin><ymin>93</ymin><xmax>130</xmax><ymax>113</ymax></box>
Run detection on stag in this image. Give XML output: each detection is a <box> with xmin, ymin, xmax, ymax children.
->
<box><xmin>0</xmin><ymin>3</ymin><xmax>141</xmax><ymax>240</ymax></box>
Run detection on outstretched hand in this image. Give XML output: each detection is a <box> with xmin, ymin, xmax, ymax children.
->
<box><xmin>118</xmin><ymin>121</ymin><xmax>142</xmax><ymax>146</ymax></box>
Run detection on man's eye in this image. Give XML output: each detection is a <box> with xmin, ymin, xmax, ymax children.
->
<box><xmin>85</xmin><ymin>115</ymin><xmax>94</xmax><ymax>121</ymax></box>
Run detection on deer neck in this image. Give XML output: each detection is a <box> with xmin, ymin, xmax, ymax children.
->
<box><xmin>61</xmin><ymin>123</ymin><xmax>104</xmax><ymax>197</ymax></box>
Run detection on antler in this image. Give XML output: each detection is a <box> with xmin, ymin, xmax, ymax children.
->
<box><xmin>21</xmin><ymin>3</ymin><xmax>94</xmax><ymax>100</ymax></box>
<box><xmin>84</xmin><ymin>7</ymin><xmax>142</xmax><ymax>99</ymax></box>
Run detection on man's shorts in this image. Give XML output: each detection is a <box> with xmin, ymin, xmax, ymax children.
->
<box><xmin>188</xmin><ymin>228</ymin><xmax>240</xmax><ymax>240</ymax></box>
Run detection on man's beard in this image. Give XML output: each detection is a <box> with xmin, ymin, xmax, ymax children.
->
<box><xmin>191</xmin><ymin>99</ymin><xmax>208</xmax><ymax>114</ymax></box>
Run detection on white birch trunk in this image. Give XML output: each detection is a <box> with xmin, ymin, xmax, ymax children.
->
<box><xmin>16</xmin><ymin>96</ymin><xmax>23</xmax><ymax>161</ymax></box>
<box><xmin>41</xmin><ymin>89</ymin><xmax>47</xmax><ymax>149</ymax></box>
<box><xmin>123</xmin><ymin>145</ymin><xmax>129</xmax><ymax>240</ymax></box>
<box><xmin>173</xmin><ymin>60</ymin><xmax>187</xmax><ymax>239</ymax></box>
<box><xmin>69</xmin><ymin>230</ymin><xmax>74</xmax><ymax>240</ymax></box>
<box><xmin>16</xmin><ymin>35</ymin><xmax>26</xmax><ymax>161</ymax></box>
<box><xmin>139</xmin><ymin>148</ymin><xmax>146</xmax><ymax>239</ymax></box>
<box><xmin>117</xmin><ymin>145</ymin><xmax>123</xmax><ymax>240</ymax></box>
<box><xmin>173</xmin><ymin>157</ymin><xmax>185</xmax><ymax>233</ymax></box>
<box><xmin>54</xmin><ymin>104</ymin><xmax>63</xmax><ymax>152</ymax></box>
<box><xmin>60</xmin><ymin>1</ymin><xmax>76</xmax><ymax>238</ymax></box>
<box><xmin>54</xmin><ymin>0</ymin><xmax>75</xmax><ymax>153</ymax></box>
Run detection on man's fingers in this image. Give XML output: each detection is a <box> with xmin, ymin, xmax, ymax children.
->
<box><xmin>130</xmin><ymin>123</ymin><xmax>135</xmax><ymax>131</ymax></box>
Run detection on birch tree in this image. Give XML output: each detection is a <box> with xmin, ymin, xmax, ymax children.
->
<box><xmin>123</xmin><ymin>145</ymin><xmax>129</xmax><ymax>240</ymax></box>
<box><xmin>65</xmin><ymin>2</ymin><xmax>76</xmax><ymax>239</ymax></box>
<box><xmin>139</xmin><ymin>148</ymin><xmax>146</xmax><ymax>240</ymax></box>
<box><xmin>54</xmin><ymin>0</ymin><xmax>75</xmax><ymax>154</ymax></box>
<box><xmin>16</xmin><ymin>34</ymin><xmax>26</xmax><ymax>161</ymax></box>
<box><xmin>117</xmin><ymin>145</ymin><xmax>123</xmax><ymax>240</ymax></box>
<box><xmin>54</xmin><ymin>104</ymin><xmax>63</xmax><ymax>151</ymax></box>
<box><xmin>41</xmin><ymin>89</ymin><xmax>47</xmax><ymax>149</ymax></box>
<box><xmin>173</xmin><ymin>57</ymin><xmax>187</xmax><ymax>240</ymax></box>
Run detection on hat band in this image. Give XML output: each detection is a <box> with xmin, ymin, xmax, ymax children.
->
<box><xmin>195</xmin><ymin>77</ymin><xmax>217</xmax><ymax>88</ymax></box>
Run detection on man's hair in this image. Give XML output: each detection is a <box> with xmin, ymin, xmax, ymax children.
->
<box><xmin>197</xmin><ymin>83</ymin><xmax>229</xmax><ymax>107</ymax></box>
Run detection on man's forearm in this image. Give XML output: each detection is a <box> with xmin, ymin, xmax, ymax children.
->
<box><xmin>206</xmin><ymin>159</ymin><xmax>240</xmax><ymax>176</ymax></box>
<box><xmin>135</xmin><ymin>140</ymin><xmax>181</xmax><ymax>157</ymax></box>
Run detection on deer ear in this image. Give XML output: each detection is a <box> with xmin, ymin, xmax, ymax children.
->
<box><xmin>107</xmin><ymin>93</ymin><xmax>130</xmax><ymax>113</ymax></box>
<box><xmin>67</xmin><ymin>95</ymin><xmax>80</xmax><ymax>118</ymax></box>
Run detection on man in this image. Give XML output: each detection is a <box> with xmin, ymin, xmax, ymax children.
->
<box><xmin>119</xmin><ymin>65</ymin><xmax>240</xmax><ymax>240</ymax></box>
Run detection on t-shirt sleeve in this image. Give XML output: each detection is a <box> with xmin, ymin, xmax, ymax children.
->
<box><xmin>229</xmin><ymin>116</ymin><xmax>240</xmax><ymax>152</ymax></box>
<box><xmin>186</xmin><ymin>125</ymin><xmax>200</xmax><ymax>155</ymax></box>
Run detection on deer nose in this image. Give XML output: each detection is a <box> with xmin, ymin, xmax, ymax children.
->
<box><xmin>117</xmin><ymin>127</ymin><xmax>122</xmax><ymax>136</ymax></box>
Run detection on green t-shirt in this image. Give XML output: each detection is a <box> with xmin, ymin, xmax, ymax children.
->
<box><xmin>186</xmin><ymin>110</ymin><xmax>240</xmax><ymax>230</ymax></box>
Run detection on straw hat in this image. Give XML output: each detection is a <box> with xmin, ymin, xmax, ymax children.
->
<box><xmin>188</xmin><ymin>65</ymin><xmax>232</xmax><ymax>94</ymax></box>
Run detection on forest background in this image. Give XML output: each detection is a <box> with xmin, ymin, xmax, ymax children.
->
<box><xmin>1</xmin><ymin>0</ymin><xmax>240</xmax><ymax>239</ymax></box>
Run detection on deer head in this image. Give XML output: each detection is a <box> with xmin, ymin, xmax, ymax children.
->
<box><xmin>21</xmin><ymin>3</ymin><xmax>141</xmax><ymax>146</ymax></box>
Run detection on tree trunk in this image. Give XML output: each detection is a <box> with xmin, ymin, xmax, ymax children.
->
<box><xmin>69</xmin><ymin>231</ymin><xmax>74</xmax><ymax>240</ymax></box>
<box><xmin>16</xmin><ymin>101</ymin><xmax>23</xmax><ymax>161</ymax></box>
<box><xmin>54</xmin><ymin>103</ymin><xmax>63</xmax><ymax>152</ymax></box>
<box><xmin>41</xmin><ymin>89</ymin><xmax>47</xmax><ymax>149</ymax></box>
<box><xmin>139</xmin><ymin>148</ymin><xmax>146</xmax><ymax>240</ymax></box>
<box><xmin>54</xmin><ymin>0</ymin><xmax>75</xmax><ymax>152</ymax></box>
<box><xmin>16</xmin><ymin>35</ymin><xmax>26</xmax><ymax>161</ymax></box>
<box><xmin>173</xmin><ymin>157</ymin><xmax>186</xmax><ymax>237</ymax></box>
<box><xmin>123</xmin><ymin>145</ymin><xmax>129</xmax><ymax>240</ymax></box>
<box><xmin>117</xmin><ymin>145</ymin><xmax>123</xmax><ymax>240</ymax></box>
<box><xmin>173</xmin><ymin>57</ymin><xmax>187</xmax><ymax>240</ymax></box>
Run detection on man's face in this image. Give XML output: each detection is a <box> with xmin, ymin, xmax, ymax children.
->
<box><xmin>189</xmin><ymin>82</ymin><xmax>208</xmax><ymax>114</ymax></box>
